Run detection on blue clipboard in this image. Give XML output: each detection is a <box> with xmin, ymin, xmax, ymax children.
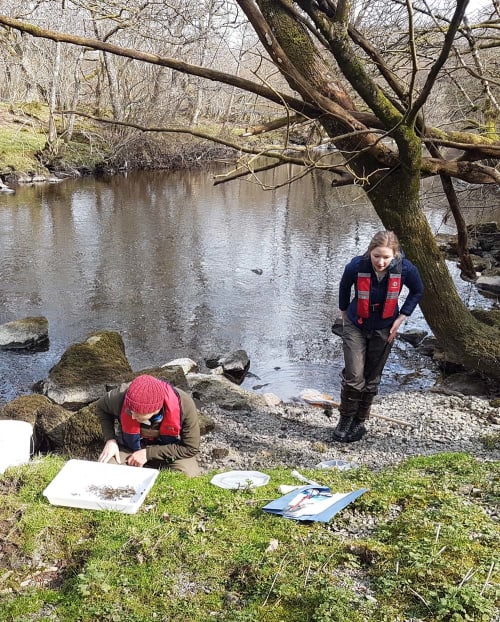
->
<box><xmin>262</xmin><ymin>485</ymin><xmax>368</xmax><ymax>522</ymax></box>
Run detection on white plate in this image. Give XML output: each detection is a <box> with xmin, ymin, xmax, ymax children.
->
<box><xmin>210</xmin><ymin>470</ymin><xmax>270</xmax><ymax>489</ymax></box>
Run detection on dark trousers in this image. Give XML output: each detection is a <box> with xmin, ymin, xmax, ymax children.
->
<box><xmin>342</xmin><ymin>320</ymin><xmax>393</xmax><ymax>393</ymax></box>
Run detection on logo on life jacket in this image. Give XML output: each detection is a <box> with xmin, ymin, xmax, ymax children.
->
<box><xmin>356</xmin><ymin>258</ymin><xmax>402</xmax><ymax>321</ymax></box>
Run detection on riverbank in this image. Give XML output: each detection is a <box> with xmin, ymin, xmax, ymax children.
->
<box><xmin>0</xmin><ymin>102</ymin><xmax>236</xmax><ymax>186</ymax></box>
<box><xmin>197</xmin><ymin>387</ymin><xmax>500</xmax><ymax>473</ymax></box>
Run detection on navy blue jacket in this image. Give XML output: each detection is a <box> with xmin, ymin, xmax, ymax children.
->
<box><xmin>339</xmin><ymin>255</ymin><xmax>424</xmax><ymax>331</ymax></box>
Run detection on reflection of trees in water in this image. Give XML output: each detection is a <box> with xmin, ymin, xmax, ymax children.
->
<box><xmin>0</xmin><ymin>168</ymin><xmax>495</xmax><ymax>400</ymax></box>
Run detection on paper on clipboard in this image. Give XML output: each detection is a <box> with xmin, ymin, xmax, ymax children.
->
<box><xmin>262</xmin><ymin>485</ymin><xmax>368</xmax><ymax>522</ymax></box>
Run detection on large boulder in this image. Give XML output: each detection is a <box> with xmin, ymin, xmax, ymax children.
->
<box><xmin>0</xmin><ymin>394</ymin><xmax>72</xmax><ymax>452</ymax></box>
<box><xmin>0</xmin><ymin>316</ymin><xmax>49</xmax><ymax>351</ymax></box>
<box><xmin>187</xmin><ymin>373</ymin><xmax>268</xmax><ymax>411</ymax></box>
<box><xmin>476</xmin><ymin>269</ymin><xmax>500</xmax><ymax>297</ymax></box>
<box><xmin>130</xmin><ymin>366</ymin><xmax>189</xmax><ymax>392</ymax></box>
<box><xmin>162</xmin><ymin>358</ymin><xmax>199</xmax><ymax>375</ymax></box>
<box><xmin>41</xmin><ymin>331</ymin><xmax>133</xmax><ymax>408</ymax></box>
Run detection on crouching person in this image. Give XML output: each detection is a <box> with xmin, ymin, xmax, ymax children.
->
<box><xmin>97</xmin><ymin>374</ymin><xmax>201</xmax><ymax>477</ymax></box>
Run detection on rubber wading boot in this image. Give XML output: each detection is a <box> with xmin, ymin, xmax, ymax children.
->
<box><xmin>344</xmin><ymin>392</ymin><xmax>376</xmax><ymax>442</ymax></box>
<box><xmin>332</xmin><ymin>386</ymin><xmax>362</xmax><ymax>442</ymax></box>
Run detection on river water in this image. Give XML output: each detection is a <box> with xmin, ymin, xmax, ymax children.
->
<box><xmin>0</xmin><ymin>167</ymin><xmax>496</xmax><ymax>403</ymax></box>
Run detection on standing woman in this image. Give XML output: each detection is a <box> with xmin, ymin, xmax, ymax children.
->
<box><xmin>334</xmin><ymin>230</ymin><xmax>424</xmax><ymax>443</ymax></box>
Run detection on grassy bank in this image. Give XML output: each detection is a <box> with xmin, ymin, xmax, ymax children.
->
<box><xmin>0</xmin><ymin>453</ymin><xmax>498</xmax><ymax>622</ymax></box>
<box><xmin>0</xmin><ymin>103</ymin><xmax>236</xmax><ymax>181</ymax></box>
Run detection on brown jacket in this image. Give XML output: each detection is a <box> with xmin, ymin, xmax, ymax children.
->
<box><xmin>96</xmin><ymin>382</ymin><xmax>200</xmax><ymax>463</ymax></box>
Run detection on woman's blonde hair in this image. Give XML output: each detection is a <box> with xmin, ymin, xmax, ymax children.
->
<box><xmin>365</xmin><ymin>230</ymin><xmax>401</xmax><ymax>258</ymax></box>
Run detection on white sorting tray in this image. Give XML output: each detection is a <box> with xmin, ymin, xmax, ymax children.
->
<box><xmin>43</xmin><ymin>459</ymin><xmax>159</xmax><ymax>514</ymax></box>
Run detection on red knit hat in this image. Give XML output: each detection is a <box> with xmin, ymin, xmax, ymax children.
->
<box><xmin>125</xmin><ymin>375</ymin><xmax>165</xmax><ymax>414</ymax></box>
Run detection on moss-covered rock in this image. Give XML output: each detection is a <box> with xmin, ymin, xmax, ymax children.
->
<box><xmin>43</xmin><ymin>331</ymin><xmax>132</xmax><ymax>407</ymax></box>
<box><xmin>471</xmin><ymin>308</ymin><xmax>500</xmax><ymax>329</ymax></box>
<box><xmin>62</xmin><ymin>402</ymin><xmax>103</xmax><ymax>459</ymax></box>
<box><xmin>0</xmin><ymin>394</ymin><xmax>71</xmax><ymax>451</ymax></box>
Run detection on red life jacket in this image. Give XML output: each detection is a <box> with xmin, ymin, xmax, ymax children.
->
<box><xmin>120</xmin><ymin>381</ymin><xmax>182</xmax><ymax>451</ymax></box>
<box><xmin>356</xmin><ymin>259</ymin><xmax>402</xmax><ymax>320</ymax></box>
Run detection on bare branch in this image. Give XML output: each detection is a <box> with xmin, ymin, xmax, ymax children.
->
<box><xmin>405</xmin><ymin>0</ymin><xmax>470</xmax><ymax>125</ymax></box>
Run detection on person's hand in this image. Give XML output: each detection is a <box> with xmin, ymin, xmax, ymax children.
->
<box><xmin>98</xmin><ymin>439</ymin><xmax>121</xmax><ymax>464</ymax></box>
<box><xmin>126</xmin><ymin>449</ymin><xmax>147</xmax><ymax>467</ymax></box>
<box><xmin>340</xmin><ymin>310</ymin><xmax>347</xmax><ymax>321</ymax></box>
<box><xmin>388</xmin><ymin>314</ymin><xmax>407</xmax><ymax>344</ymax></box>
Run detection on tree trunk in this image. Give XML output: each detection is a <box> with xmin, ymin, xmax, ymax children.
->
<box><xmin>47</xmin><ymin>40</ymin><xmax>61</xmax><ymax>146</ymax></box>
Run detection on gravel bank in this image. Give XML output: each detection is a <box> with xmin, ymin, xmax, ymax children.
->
<box><xmin>198</xmin><ymin>390</ymin><xmax>500</xmax><ymax>473</ymax></box>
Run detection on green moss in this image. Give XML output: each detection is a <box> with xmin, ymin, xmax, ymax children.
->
<box><xmin>0</xmin><ymin>394</ymin><xmax>54</xmax><ymax>425</ymax></box>
<box><xmin>49</xmin><ymin>331</ymin><xmax>132</xmax><ymax>386</ymax></box>
<box><xmin>471</xmin><ymin>308</ymin><xmax>500</xmax><ymax>330</ymax></box>
<box><xmin>0</xmin><ymin>125</ymin><xmax>47</xmax><ymax>174</ymax></box>
<box><xmin>0</xmin><ymin>453</ymin><xmax>497</xmax><ymax>621</ymax></box>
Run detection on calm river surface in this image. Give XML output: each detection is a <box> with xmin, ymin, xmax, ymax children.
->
<box><xmin>0</xmin><ymin>167</ymin><xmax>496</xmax><ymax>403</ymax></box>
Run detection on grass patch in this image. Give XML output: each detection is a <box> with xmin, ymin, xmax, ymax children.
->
<box><xmin>0</xmin><ymin>453</ymin><xmax>498</xmax><ymax>621</ymax></box>
<box><xmin>0</xmin><ymin>124</ymin><xmax>47</xmax><ymax>174</ymax></box>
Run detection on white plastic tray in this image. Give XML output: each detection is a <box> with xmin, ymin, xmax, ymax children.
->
<box><xmin>43</xmin><ymin>459</ymin><xmax>159</xmax><ymax>514</ymax></box>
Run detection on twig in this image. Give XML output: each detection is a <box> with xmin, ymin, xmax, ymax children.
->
<box><xmin>263</xmin><ymin>553</ymin><xmax>289</xmax><ymax>606</ymax></box>
<box><xmin>304</xmin><ymin>562</ymin><xmax>312</xmax><ymax>588</ymax></box>
<box><xmin>369</xmin><ymin>412</ymin><xmax>413</xmax><ymax>427</ymax></box>
<box><xmin>435</xmin><ymin>523</ymin><xmax>441</xmax><ymax>543</ymax></box>
<box><xmin>458</xmin><ymin>567</ymin><xmax>477</xmax><ymax>588</ymax></box>
<box><xmin>407</xmin><ymin>585</ymin><xmax>430</xmax><ymax>609</ymax></box>
<box><xmin>480</xmin><ymin>561</ymin><xmax>495</xmax><ymax>596</ymax></box>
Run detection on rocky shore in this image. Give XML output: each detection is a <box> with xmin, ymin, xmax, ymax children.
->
<box><xmin>197</xmin><ymin>388</ymin><xmax>500</xmax><ymax>474</ymax></box>
<box><xmin>0</xmin><ymin>328</ymin><xmax>498</xmax><ymax>475</ymax></box>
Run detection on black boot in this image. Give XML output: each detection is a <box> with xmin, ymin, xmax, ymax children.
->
<box><xmin>332</xmin><ymin>386</ymin><xmax>361</xmax><ymax>442</ymax></box>
<box><xmin>344</xmin><ymin>392</ymin><xmax>375</xmax><ymax>442</ymax></box>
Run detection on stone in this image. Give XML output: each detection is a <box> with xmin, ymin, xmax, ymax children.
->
<box><xmin>399</xmin><ymin>329</ymin><xmax>427</xmax><ymax>347</ymax></box>
<box><xmin>204</xmin><ymin>350</ymin><xmax>251</xmax><ymax>384</ymax></box>
<box><xmin>416</xmin><ymin>335</ymin><xmax>438</xmax><ymax>358</ymax></box>
<box><xmin>119</xmin><ymin>366</ymin><xmax>189</xmax><ymax>392</ymax></box>
<box><xmin>0</xmin><ymin>316</ymin><xmax>49</xmax><ymax>350</ymax></box>
<box><xmin>188</xmin><ymin>373</ymin><xmax>267</xmax><ymax>411</ymax></box>
<box><xmin>0</xmin><ymin>394</ymin><xmax>68</xmax><ymax>451</ymax></box>
<box><xmin>62</xmin><ymin>402</ymin><xmax>103</xmax><ymax>459</ymax></box>
<box><xmin>199</xmin><ymin>413</ymin><xmax>216</xmax><ymax>435</ymax></box>
<box><xmin>468</xmin><ymin>222</ymin><xmax>498</xmax><ymax>235</ymax></box>
<box><xmin>211</xmin><ymin>447</ymin><xmax>230</xmax><ymax>459</ymax></box>
<box><xmin>218</xmin><ymin>349</ymin><xmax>250</xmax><ymax>384</ymax></box>
<box><xmin>162</xmin><ymin>357</ymin><xmax>199</xmax><ymax>375</ymax></box>
<box><xmin>42</xmin><ymin>331</ymin><xmax>132</xmax><ymax>407</ymax></box>
<box><xmin>438</xmin><ymin>372</ymin><xmax>490</xmax><ymax>397</ymax></box>
<box><xmin>468</xmin><ymin>254</ymin><xmax>492</xmax><ymax>272</ymax></box>
<box><xmin>476</xmin><ymin>275</ymin><xmax>500</xmax><ymax>296</ymax></box>
<box><xmin>262</xmin><ymin>393</ymin><xmax>282</xmax><ymax>407</ymax></box>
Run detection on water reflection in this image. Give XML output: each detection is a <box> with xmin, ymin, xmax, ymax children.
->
<box><xmin>0</xmin><ymin>168</ymin><xmax>496</xmax><ymax>402</ymax></box>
